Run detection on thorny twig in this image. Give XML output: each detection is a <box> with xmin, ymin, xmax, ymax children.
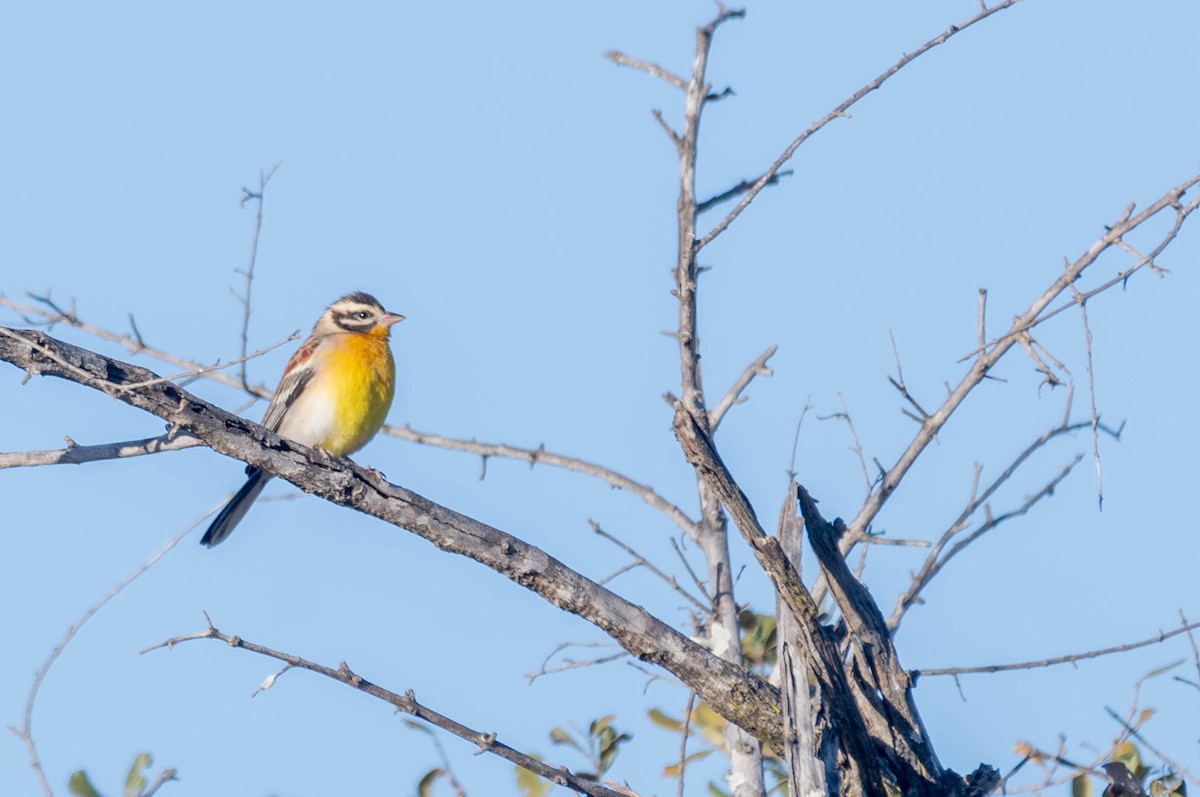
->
<box><xmin>144</xmin><ymin>616</ymin><xmax>631</xmax><ymax>797</ymax></box>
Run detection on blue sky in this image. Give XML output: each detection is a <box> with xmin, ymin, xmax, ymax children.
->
<box><xmin>3</xmin><ymin>2</ymin><xmax>1199</xmax><ymax>795</ymax></box>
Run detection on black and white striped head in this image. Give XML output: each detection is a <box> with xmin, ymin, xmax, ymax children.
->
<box><xmin>315</xmin><ymin>291</ymin><xmax>404</xmax><ymax>337</ymax></box>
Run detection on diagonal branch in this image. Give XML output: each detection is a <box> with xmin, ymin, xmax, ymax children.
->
<box><xmin>1</xmin><ymin>295</ymin><xmax>701</xmax><ymax>540</ymax></box>
<box><xmin>708</xmin><ymin>344</ymin><xmax>777</xmax><ymax>433</ymax></box>
<box><xmin>391</xmin><ymin>426</ymin><xmax>701</xmax><ymax>541</ymax></box>
<box><xmin>143</xmin><ymin>616</ymin><xmax>630</xmax><ymax>797</ymax></box>
<box><xmin>696</xmin><ymin>171</ymin><xmax>793</xmax><ymax>215</ymax></box>
<box><xmin>602</xmin><ymin>51</ymin><xmax>687</xmax><ymax>91</ymax></box>
<box><xmin>917</xmin><ymin>617</ymin><xmax>1200</xmax><ymax>678</ymax></box>
<box><xmin>0</xmin><ymin>328</ymin><xmax>784</xmax><ymax>747</ymax></box>
<box><xmin>843</xmin><ymin>170</ymin><xmax>1200</xmax><ymax>550</ymax></box>
<box><xmin>8</xmin><ymin>508</ymin><xmax>212</xmax><ymax>797</ymax></box>
<box><xmin>888</xmin><ymin>416</ymin><xmax>1122</xmax><ymax>631</ymax></box>
<box><xmin>695</xmin><ymin>0</ymin><xmax>1024</xmax><ymax>252</ymax></box>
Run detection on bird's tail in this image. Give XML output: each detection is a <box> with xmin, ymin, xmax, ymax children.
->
<box><xmin>201</xmin><ymin>467</ymin><xmax>273</xmax><ymax>547</ymax></box>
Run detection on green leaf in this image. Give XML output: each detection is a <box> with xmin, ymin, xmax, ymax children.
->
<box><xmin>589</xmin><ymin>715</ymin><xmax>615</xmax><ymax>737</ymax></box>
<box><xmin>417</xmin><ymin>768</ymin><xmax>445</xmax><ymax>797</ymax></box>
<box><xmin>598</xmin><ymin>731</ymin><xmax>632</xmax><ymax>774</ymax></box>
<box><xmin>647</xmin><ymin>708</ymin><xmax>682</xmax><ymax>731</ymax></box>
<box><xmin>124</xmin><ymin>753</ymin><xmax>152</xmax><ymax>797</ymax></box>
<box><xmin>549</xmin><ymin>726</ymin><xmax>584</xmax><ymax>755</ymax></box>
<box><xmin>515</xmin><ymin>761</ymin><xmax>552</xmax><ymax>797</ymax></box>
<box><xmin>1073</xmin><ymin>773</ymin><xmax>1094</xmax><ymax>797</ymax></box>
<box><xmin>68</xmin><ymin>771</ymin><xmax>104</xmax><ymax>797</ymax></box>
<box><xmin>1110</xmin><ymin>742</ymin><xmax>1142</xmax><ymax>780</ymax></box>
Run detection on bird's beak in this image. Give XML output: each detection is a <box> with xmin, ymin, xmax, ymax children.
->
<box><xmin>381</xmin><ymin>312</ymin><xmax>405</xmax><ymax>326</ymax></box>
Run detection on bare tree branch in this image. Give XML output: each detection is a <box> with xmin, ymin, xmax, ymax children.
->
<box><xmin>1103</xmin><ymin>707</ymin><xmax>1200</xmax><ymax>789</ymax></box>
<box><xmin>526</xmin><ymin>642</ymin><xmax>628</xmax><ymax>684</ymax></box>
<box><xmin>694</xmin><ymin>0</ymin><xmax>1025</xmax><ymax>253</ymax></box>
<box><xmin>676</xmin><ymin>691</ymin><xmax>697</xmax><ymax>797</ymax></box>
<box><xmin>708</xmin><ymin>344</ymin><xmax>777</xmax><ymax>433</ymax></box>
<box><xmin>0</xmin><ymin>294</ymin><xmax>273</xmax><ymax>398</ymax></box>
<box><xmin>392</xmin><ymin>426</ymin><xmax>701</xmax><ymax>541</ymax></box>
<box><xmin>0</xmin><ymin>329</ymin><xmax>784</xmax><ymax>747</ymax></box>
<box><xmin>843</xmin><ymin>171</ymin><xmax>1200</xmax><ymax>549</ymax></box>
<box><xmin>696</xmin><ymin>172</ymin><xmax>793</xmax><ymax>215</ymax></box>
<box><xmin>916</xmin><ymin>618</ymin><xmax>1200</xmax><ymax>678</ymax></box>
<box><xmin>649</xmin><ymin>8</ymin><xmax>763</xmax><ymax>794</ymax></box>
<box><xmin>0</xmin><ymin>295</ymin><xmax>701</xmax><ymax>539</ymax></box>
<box><xmin>143</xmin><ymin>616</ymin><xmax>630</xmax><ymax>797</ymax></box>
<box><xmin>602</xmin><ymin>50</ymin><xmax>687</xmax><ymax>91</ymax></box>
<box><xmin>7</xmin><ymin>507</ymin><xmax>216</xmax><ymax>797</ymax></box>
<box><xmin>888</xmin><ymin>414</ymin><xmax>1123</xmax><ymax>631</ymax></box>
<box><xmin>590</xmin><ymin>520</ymin><xmax>710</xmax><ymax>614</ymax></box>
<box><xmin>1075</xmin><ymin>290</ymin><xmax>1104</xmax><ymax>508</ymax></box>
<box><xmin>0</xmin><ymin>432</ymin><xmax>202</xmax><ymax>469</ymax></box>
<box><xmin>235</xmin><ymin>162</ymin><xmax>281</xmax><ymax>390</ymax></box>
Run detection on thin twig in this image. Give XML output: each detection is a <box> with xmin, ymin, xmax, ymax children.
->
<box><xmin>669</xmin><ymin>536</ymin><xmax>712</xmax><ymax>604</ymax></box>
<box><xmin>602</xmin><ymin>51</ymin><xmax>688</xmax><ymax>91</ymax></box>
<box><xmin>1181</xmin><ymin>611</ymin><xmax>1200</xmax><ymax>693</ymax></box>
<box><xmin>394</xmin><ymin>426</ymin><xmax>701</xmax><ymax>541</ymax></box>
<box><xmin>917</xmin><ymin>618</ymin><xmax>1200</xmax><ymax>677</ymax></box>
<box><xmin>114</xmin><ymin>332</ymin><xmax>299</xmax><ymax>393</ymax></box>
<box><xmin>1103</xmin><ymin>707</ymin><xmax>1200</xmax><ymax>788</ymax></box>
<box><xmin>8</xmin><ymin>504</ymin><xmax>222</xmax><ymax>797</ymax></box>
<box><xmin>708</xmin><ymin>344</ymin><xmax>777</xmax><ymax>433</ymax></box>
<box><xmin>887</xmin><ymin>331</ymin><xmax>931</xmax><ymax>421</ymax></box>
<box><xmin>958</xmin><ymin>191</ymin><xmax>1200</xmax><ymax>364</ymax></box>
<box><xmin>843</xmin><ymin>171</ymin><xmax>1200</xmax><ymax>551</ymax></box>
<box><xmin>888</xmin><ymin>410</ymin><xmax>1117</xmax><ymax>631</ymax></box>
<box><xmin>406</xmin><ymin>720</ymin><xmax>470</xmax><ymax>797</ymax></box>
<box><xmin>527</xmin><ymin>641</ymin><xmax>625</xmax><ymax>684</ymax></box>
<box><xmin>236</xmin><ymin>163</ymin><xmax>281</xmax><ymax>390</ymax></box>
<box><xmin>976</xmin><ymin>288</ymin><xmax>987</xmax><ymax>350</ymax></box>
<box><xmin>1075</xmin><ymin>289</ymin><xmax>1104</xmax><ymax>509</ymax></box>
<box><xmin>0</xmin><ymin>294</ymin><xmax>274</xmax><ymax>399</ymax></box>
<box><xmin>677</xmin><ymin>691</ymin><xmax>697</xmax><ymax>797</ymax></box>
<box><xmin>694</xmin><ymin>0</ymin><xmax>1025</xmax><ymax>252</ymax></box>
<box><xmin>140</xmin><ymin>768</ymin><xmax>179</xmax><ymax>797</ymax></box>
<box><xmin>590</xmin><ymin>521</ymin><xmax>710</xmax><ymax>613</ymax></box>
<box><xmin>697</xmin><ymin>172</ymin><xmax>793</xmax><ymax>215</ymax></box>
<box><xmin>527</xmin><ymin>652</ymin><xmax>630</xmax><ymax>684</ymax></box>
<box><xmin>143</xmin><ymin>617</ymin><xmax>630</xmax><ymax>797</ymax></box>
<box><xmin>817</xmin><ymin>394</ymin><xmax>872</xmax><ymax>498</ymax></box>
<box><xmin>786</xmin><ymin>396</ymin><xmax>814</xmax><ymax>482</ymax></box>
<box><xmin>0</xmin><ymin>432</ymin><xmax>203</xmax><ymax>469</ymax></box>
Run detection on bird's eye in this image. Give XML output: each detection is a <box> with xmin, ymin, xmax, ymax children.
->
<box><xmin>357</xmin><ymin>311</ymin><xmax>370</xmax><ymax>320</ymax></box>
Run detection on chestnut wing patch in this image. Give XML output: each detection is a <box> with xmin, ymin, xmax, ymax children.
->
<box><xmin>261</xmin><ymin>337</ymin><xmax>319</xmax><ymax>432</ymax></box>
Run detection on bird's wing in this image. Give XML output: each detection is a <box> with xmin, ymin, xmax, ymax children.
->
<box><xmin>261</xmin><ymin>335</ymin><xmax>321</xmax><ymax>432</ymax></box>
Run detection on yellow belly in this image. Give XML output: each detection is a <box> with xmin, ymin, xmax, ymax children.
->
<box><xmin>317</xmin><ymin>333</ymin><xmax>396</xmax><ymax>455</ymax></box>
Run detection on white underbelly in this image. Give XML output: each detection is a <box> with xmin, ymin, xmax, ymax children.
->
<box><xmin>273</xmin><ymin>380</ymin><xmax>339</xmax><ymax>448</ymax></box>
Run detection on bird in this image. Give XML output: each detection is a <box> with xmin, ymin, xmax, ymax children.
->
<box><xmin>200</xmin><ymin>291</ymin><xmax>404</xmax><ymax>547</ymax></box>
